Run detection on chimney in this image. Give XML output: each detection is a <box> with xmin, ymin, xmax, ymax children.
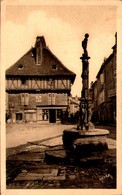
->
<box><xmin>112</xmin><ymin>32</ymin><xmax>117</xmax><ymax>53</ymax></box>
<box><xmin>115</xmin><ymin>32</ymin><xmax>117</xmax><ymax>46</ymax></box>
<box><xmin>35</xmin><ymin>36</ymin><xmax>46</xmax><ymax>65</ymax></box>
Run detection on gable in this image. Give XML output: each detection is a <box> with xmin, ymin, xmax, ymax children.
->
<box><xmin>6</xmin><ymin>36</ymin><xmax>76</xmax><ymax>84</ymax></box>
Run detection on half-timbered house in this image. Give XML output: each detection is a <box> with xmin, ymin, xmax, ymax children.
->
<box><xmin>6</xmin><ymin>36</ymin><xmax>76</xmax><ymax>124</ymax></box>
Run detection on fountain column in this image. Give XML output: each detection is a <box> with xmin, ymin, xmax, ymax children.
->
<box><xmin>78</xmin><ymin>33</ymin><xmax>92</xmax><ymax>130</ymax></box>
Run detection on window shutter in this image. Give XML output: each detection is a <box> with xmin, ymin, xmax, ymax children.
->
<box><xmin>48</xmin><ymin>93</ymin><xmax>51</xmax><ymax>105</ymax></box>
<box><xmin>21</xmin><ymin>93</ymin><xmax>25</xmax><ymax>105</ymax></box>
<box><xmin>52</xmin><ymin>93</ymin><xmax>55</xmax><ymax>105</ymax></box>
<box><xmin>25</xmin><ymin>93</ymin><xmax>29</xmax><ymax>105</ymax></box>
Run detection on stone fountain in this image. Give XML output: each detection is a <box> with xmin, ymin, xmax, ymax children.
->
<box><xmin>45</xmin><ymin>34</ymin><xmax>109</xmax><ymax>163</ymax></box>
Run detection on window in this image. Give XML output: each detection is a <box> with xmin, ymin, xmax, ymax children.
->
<box><xmin>52</xmin><ymin>93</ymin><xmax>55</xmax><ymax>105</ymax></box>
<box><xmin>21</xmin><ymin>78</ymin><xmax>26</xmax><ymax>85</ymax></box>
<box><xmin>36</xmin><ymin>94</ymin><xmax>42</xmax><ymax>102</ymax></box>
<box><xmin>42</xmin><ymin>109</ymin><xmax>48</xmax><ymax>120</ymax></box>
<box><xmin>48</xmin><ymin>78</ymin><xmax>53</xmax><ymax>86</ymax></box>
<box><xmin>52</xmin><ymin>64</ymin><xmax>57</xmax><ymax>70</ymax></box>
<box><xmin>57</xmin><ymin>109</ymin><xmax>62</xmax><ymax>119</ymax></box>
<box><xmin>48</xmin><ymin>93</ymin><xmax>51</xmax><ymax>105</ymax></box>
<box><xmin>16</xmin><ymin>113</ymin><xmax>22</xmax><ymax>120</ymax></box>
<box><xmin>18</xmin><ymin>64</ymin><xmax>24</xmax><ymax>70</ymax></box>
<box><xmin>25</xmin><ymin>93</ymin><xmax>29</xmax><ymax>105</ymax></box>
<box><xmin>48</xmin><ymin>78</ymin><xmax>55</xmax><ymax>89</ymax></box>
<box><xmin>21</xmin><ymin>93</ymin><xmax>25</xmax><ymax>105</ymax></box>
<box><xmin>113</xmin><ymin>69</ymin><xmax>116</xmax><ymax>78</ymax></box>
<box><xmin>21</xmin><ymin>93</ymin><xmax>29</xmax><ymax>105</ymax></box>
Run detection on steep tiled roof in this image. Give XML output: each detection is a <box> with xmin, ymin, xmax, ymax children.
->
<box><xmin>96</xmin><ymin>42</ymin><xmax>116</xmax><ymax>79</ymax></box>
<box><xmin>6</xmin><ymin>36</ymin><xmax>76</xmax><ymax>83</ymax></box>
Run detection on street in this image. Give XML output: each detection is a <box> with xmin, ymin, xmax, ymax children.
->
<box><xmin>6</xmin><ymin>124</ymin><xmax>75</xmax><ymax>148</ymax></box>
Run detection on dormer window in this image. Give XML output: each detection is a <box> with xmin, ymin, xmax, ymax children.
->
<box><xmin>52</xmin><ymin>64</ymin><xmax>57</xmax><ymax>70</ymax></box>
<box><xmin>18</xmin><ymin>64</ymin><xmax>24</xmax><ymax>70</ymax></box>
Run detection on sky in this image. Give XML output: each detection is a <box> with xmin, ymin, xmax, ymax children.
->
<box><xmin>3</xmin><ymin>1</ymin><xmax>117</xmax><ymax>96</ymax></box>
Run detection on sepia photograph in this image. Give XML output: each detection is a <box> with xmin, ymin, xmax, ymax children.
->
<box><xmin>1</xmin><ymin>0</ymin><xmax>122</xmax><ymax>194</ymax></box>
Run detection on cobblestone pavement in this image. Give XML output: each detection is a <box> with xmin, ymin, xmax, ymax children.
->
<box><xmin>6</xmin><ymin>137</ymin><xmax>116</xmax><ymax>189</ymax></box>
<box><xmin>6</xmin><ymin>124</ymin><xmax>116</xmax><ymax>189</ymax></box>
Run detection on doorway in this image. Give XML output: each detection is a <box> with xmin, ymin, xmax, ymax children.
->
<box><xmin>16</xmin><ymin>113</ymin><xmax>22</xmax><ymax>120</ymax></box>
<box><xmin>49</xmin><ymin>109</ymin><xmax>56</xmax><ymax>123</ymax></box>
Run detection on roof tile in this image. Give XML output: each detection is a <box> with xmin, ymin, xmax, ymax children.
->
<box><xmin>6</xmin><ymin>37</ymin><xmax>76</xmax><ymax>83</ymax></box>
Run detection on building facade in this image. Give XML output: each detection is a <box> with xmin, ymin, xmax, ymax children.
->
<box><xmin>68</xmin><ymin>96</ymin><xmax>80</xmax><ymax>115</ymax></box>
<box><xmin>6</xmin><ymin>36</ymin><xmax>76</xmax><ymax>124</ymax></box>
<box><xmin>90</xmin><ymin>33</ymin><xmax>117</xmax><ymax>124</ymax></box>
<box><xmin>89</xmin><ymin>81</ymin><xmax>98</xmax><ymax>123</ymax></box>
<box><xmin>66</xmin><ymin>96</ymin><xmax>80</xmax><ymax>124</ymax></box>
<box><xmin>104</xmin><ymin>43</ymin><xmax>116</xmax><ymax>124</ymax></box>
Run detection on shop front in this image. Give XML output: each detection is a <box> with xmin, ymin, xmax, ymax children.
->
<box><xmin>36</xmin><ymin>107</ymin><xmax>65</xmax><ymax>124</ymax></box>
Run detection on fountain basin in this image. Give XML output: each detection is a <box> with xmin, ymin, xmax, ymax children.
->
<box><xmin>73</xmin><ymin>135</ymin><xmax>108</xmax><ymax>157</ymax></box>
<box><xmin>62</xmin><ymin>127</ymin><xmax>109</xmax><ymax>151</ymax></box>
<box><xmin>45</xmin><ymin>128</ymin><xmax>110</xmax><ymax>164</ymax></box>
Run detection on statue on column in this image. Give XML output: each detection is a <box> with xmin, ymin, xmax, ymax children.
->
<box><xmin>78</xmin><ymin>33</ymin><xmax>90</xmax><ymax>131</ymax></box>
<box><xmin>82</xmin><ymin>33</ymin><xmax>89</xmax><ymax>57</ymax></box>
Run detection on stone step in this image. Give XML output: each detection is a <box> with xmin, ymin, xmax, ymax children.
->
<box><xmin>14</xmin><ymin>169</ymin><xmax>59</xmax><ymax>181</ymax></box>
<box><xmin>15</xmin><ymin>172</ymin><xmax>43</xmax><ymax>181</ymax></box>
<box><xmin>7</xmin><ymin>152</ymin><xmax>45</xmax><ymax>162</ymax></box>
<box><xmin>43</xmin><ymin>175</ymin><xmax>66</xmax><ymax>181</ymax></box>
